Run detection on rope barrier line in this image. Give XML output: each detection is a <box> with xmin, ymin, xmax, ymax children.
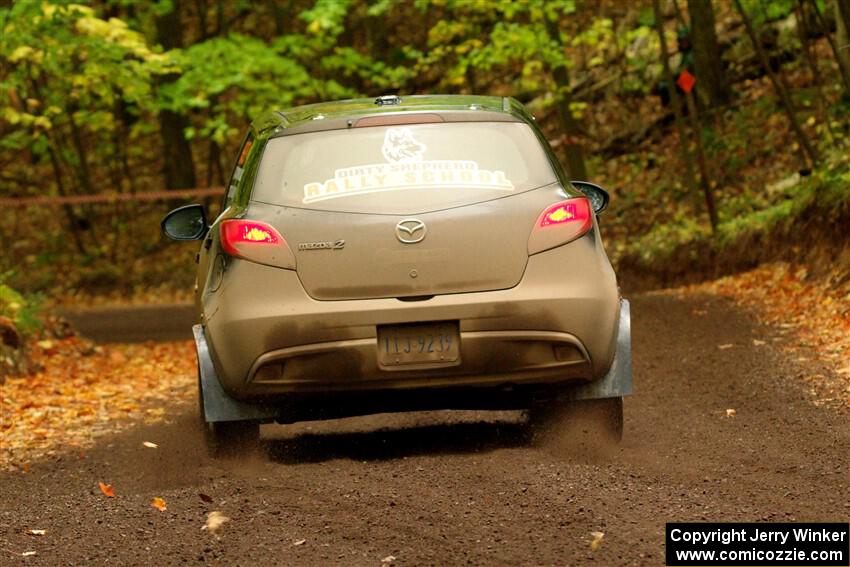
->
<box><xmin>0</xmin><ymin>187</ymin><xmax>225</xmax><ymax>208</ymax></box>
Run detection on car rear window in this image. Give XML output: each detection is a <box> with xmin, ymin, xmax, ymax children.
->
<box><xmin>251</xmin><ymin>121</ymin><xmax>558</xmax><ymax>214</ymax></box>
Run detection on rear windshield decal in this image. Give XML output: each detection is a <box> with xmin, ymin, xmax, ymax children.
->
<box><xmin>301</xmin><ymin>127</ymin><xmax>515</xmax><ymax>204</ymax></box>
<box><xmin>382</xmin><ymin>127</ymin><xmax>426</xmax><ymax>163</ymax></box>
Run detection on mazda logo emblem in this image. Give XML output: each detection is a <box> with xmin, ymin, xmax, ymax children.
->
<box><xmin>395</xmin><ymin>219</ymin><xmax>427</xmax><ymax>244</ymax></box>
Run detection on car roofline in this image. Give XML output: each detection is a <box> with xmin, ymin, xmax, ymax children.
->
<box><xmin>250</xmin><ymin>95</ymin><xmax>535</xmax><ymax>139</ymax></box>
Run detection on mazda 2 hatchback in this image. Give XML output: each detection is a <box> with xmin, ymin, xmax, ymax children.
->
<box><xmin>162</xmin><ymin>95</ymin><xmax>631</xmax><ymax>455</ymax></box>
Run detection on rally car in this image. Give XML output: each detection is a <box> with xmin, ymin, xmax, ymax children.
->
<box><xmin>162</xmin><ymin>95</ymin><xmax>631</xmax><ymax>455</ymax></box>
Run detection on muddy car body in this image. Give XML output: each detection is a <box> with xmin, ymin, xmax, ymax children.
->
<box><xmin>162</xmin><ymin>95</ymin><xmax>631</xmax><ymax>453</ymax></box>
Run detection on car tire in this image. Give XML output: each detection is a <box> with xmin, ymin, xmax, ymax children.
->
<box><xmin>197</xmin><ymin>370</ymin><xmax>260</xmax><ymax>458</ymax></box>
<box><xmin>527</xmin><ymin>396</ymin><xmax>623</xmax><ymax>447</ymax></box>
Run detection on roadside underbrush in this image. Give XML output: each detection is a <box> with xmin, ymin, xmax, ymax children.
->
<box><xmin>614</xmin><ymin>146</ymin><xmax>850</xmax><ymax>291</ymax></box>
<box><xmin>0</xmin><ymin>204</ymin><xmax>199</xmax><ymax>306</ymax></box>
<box><xmin>0</xmin><ymin>282</ymin><xmax>43</xmax><ymax>381</ymax></box>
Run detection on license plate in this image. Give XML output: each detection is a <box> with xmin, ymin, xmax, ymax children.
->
<box><xmin>377</xmin><ymin>322</ymin><xmax>460</xmax><ymax>369</ymax></box>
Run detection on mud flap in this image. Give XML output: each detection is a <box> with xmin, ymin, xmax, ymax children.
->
<box><xmin>568</xmin><ymin>299</ymin><xmax>633</xmax><ymax>400</ymax></box>
<box><xmin>193</xmin><ymin>325</ymin><xmax>278</xmax><ymax>423</ymax></box>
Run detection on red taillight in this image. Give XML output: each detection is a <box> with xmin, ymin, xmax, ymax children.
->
<box><xmin>220</xmin><ymin>219</ymin><xmax>296</xmax><ymax>269</ymax></box>
<box><xmin>539</xmin><ymin>200</ymin><xmax>590</xmax><ymax>227</ymax></box>
<box><xmin>528</xmin><ymin>197</ymin><xmax>593</xmax><ymax>255</ymax></box>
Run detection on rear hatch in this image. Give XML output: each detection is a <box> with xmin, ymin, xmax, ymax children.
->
<box><xmin>249</xmin><ymin>119</ymin><xmax>560</xmax><ymax>300</ymax></box>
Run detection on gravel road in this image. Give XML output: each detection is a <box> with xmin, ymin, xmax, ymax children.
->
<box><xmin>2</xmin><ymin>294</ymin><xmax>848</xmax><ymax>566</ymax></box>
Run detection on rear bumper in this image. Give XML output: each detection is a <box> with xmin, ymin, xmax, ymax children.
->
<box><xmin>195</xmin><ymin>300</ymin><xmax>632</xmax><ymax>423</ymax></box>
<box><xmin>203</xmin><ymin>236</ymin><xmax>620</xmax><ymax>398</ymax></box>
<box><xmin>244</xmin><ymin>328</ymin><xmax>594</xmax><ymax>395</ymax></box>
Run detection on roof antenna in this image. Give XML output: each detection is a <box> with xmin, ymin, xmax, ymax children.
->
<box><xmin>374</xmin><ymin>95</ymin><xmax>402</xmax><ymax>106</ymax></box>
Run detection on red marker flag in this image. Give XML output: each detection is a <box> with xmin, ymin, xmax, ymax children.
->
<box><xmin>677</xmin><ymin>69</ymin><xmax>696</xmax><ymax>93</ymax></box>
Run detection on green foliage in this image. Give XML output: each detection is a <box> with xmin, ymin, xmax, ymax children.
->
<box><xmin>617</xmin><ymin>24</ymin><xmax>661</xmax><ymax>94</ymax></box>
<box><xmin>300</xmin><ymin>0</ymin><xmax>351</xmax><ymax>40</ymax></box>
<box><xmin>161</xmin><ymin>34</ymin><xmax>317</xmax><ymax>144</ymax></box>
<box><xmin>157</xmin><ymin>0</ymin><xmax>412</xmax><ymax>144</ymax></box>
<box><xmin>717</xmin><ymin>200</ymin><xmax>795</xmax><ymax>246</ymax></box>
<box><xmin>0</xmin><ymin>3</ymin><xmax>173</xmax><ymax>148</ymax></box>
<box><xmin>806</xmin><ymin>154</ymin><xmax>850</xmax><ymax>210</ymax></box>
<box><xmin>633</xmin><ymin>217</ymin><xmax>711</xmax><ymax>263</ymax></box>
<box><xmin>0</xmin><ymin>279</ymin><xmax>42</xmax><ymax>336</ymax></box>
<box><xmin>739</xmin><ymin>0</ymin><xmax>795</xmax><ymax>25</ymax></box>
<box><xmin>416</xmin><ymin>0</ymin><xmax>578</xmax><ymax>93</ymax></box>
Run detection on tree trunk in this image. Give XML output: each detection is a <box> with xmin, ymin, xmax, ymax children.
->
<box><xmin>809</xmin><ymin>0</ymin><xmax>850</xmax><ymax>99</ymax></box>
<box><xmin>267</xmin><ymin>0</ymin><xmax>293</xmax><ymax>36</ymax></box>
<box><xmin>464</xmin><ymin>64</ymin><xmax>478</xmax><ymax>94</ymax></box>
<box><xmin>193</xmin><ymin>0</ymin><xmax>210</xmax><ymax>40</ymax></box>
<box><xmin>794</xmin><ymin>0</ymin><xmax>836</xmax><ymax>143</ymax></box>
<box><xmin>114</xmin><ymin>100</ymin><xmax>140</xmax><ymax>193</ymax></box>
<box><xmin>684</xmin><ymin>90</ymin><xmax>719</xmax><ymax>232</ymax></box>
<box><xmin>835</xmin><ymin>0</ymin><xmax>850</xmax><ymax>68</ymax></box>
<box><xmin>66</xmin><ymin>108</ymin><xmax>95</xmax><ymax>196</ymax></box>
<box><xmin>734</xmin><ymin>0</ymin><xmax>820</xmax><ymax>167</ymax></box>
<box><xmin>834</xmin><ymin>0</ymin><xmax>850</xmax><ymax>91</ymax></box>
<box><xmin>686</xmin><ymin>0</ymin><xmax>731</xmax><ymax>107</ymax></box>
<box><xmin>155</xmin><ymin>0</ymin><xmax>197</xmax><ymax>190</ymax></box>
<box><xmin>652</xmin><ymin>0</ymin><xmax>704</xmax><ymax>227</ymax></box>
<box><xmin>215</xmin><ymin>0</ymin><xmax>226</xmax><ymax>35</ymax></box>
<box><xmin>544</xmin><ymin>18</ymin><xmax>588</xmax><ymax>180</ymax></box>
<box><xmin>671</xmin><ymin>0</ymin><xmax>689</xmax><ymax>28</ymax></box>
<box><xmin>46</xmin><ymin>145</ymin><xmax>87</xmax><ymax>255</ymax></box>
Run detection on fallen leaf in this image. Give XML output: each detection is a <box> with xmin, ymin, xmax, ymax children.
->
<box><xmin>36</xmin><ymin>340</ymin><xmax>53</xmax><ymax>350</ymax></box>
<box><xmin>22</xmin><ymin>551</ymin><xmax>37</xmax><ymax>557</ymax></box>
<box><xmin>108</xmin><ymin>350</ymin><xmax>127</xmax><ymax>364</ymax></box>
<box><xmin>752</xmin><ymin>339</ymin><xmax>766</xmax><ymax>346</ymax></box>
<box><xmin>1</xmin><ymin>339</ymin><xmax>197</xmax><ymax>471</ymax></box>
<box><xmin>718</xmin><ymin>344</ymin><xmax>734</xmax><ymax>350</ymax></box>
<box><xmin>590</xmin><ymin>531</ymin><xmax>605</xmax><ymax>551</ymax></box>
<box><xmin>150</xmin><ymin>497</ymin><xmax>167</xmax><ymax>511</ymax></box>
<box><xmin>199</xmin><ymin>493</ymin><xmax>213</xmax><ymax>503</ymax></box>
<box><xmin>142</xmin><ymin>441</ymin><xmax>158</xmax><ymax>449</ymax></box>
<box><xmin>27</xmin><ymin>529</ymin><xmax>46</xmax><ymax>536</ymax></box>
<box><xmin>201</xmin><ymin>511</ymin><xmax>230</xmax><ymax>536</ymax></box>
<box><xmin>293</xmin><ymin>539</ymin><xmax>306</xmax><ymax>546</ymax></box>
<box><xmin>98</xmin><ymin>481</ymin><xmax>115</xmax><ymax>498</ymax></box>
<box><xmin>726</xmin><ymin>408</ymin><xmax>737</xmax><ymax>418</ymax></box>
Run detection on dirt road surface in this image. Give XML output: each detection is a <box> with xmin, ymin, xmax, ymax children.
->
<box><xmin>2</xmin><ymin>294</ymin><xmax>848</xmax><ymax>566</ymax></box>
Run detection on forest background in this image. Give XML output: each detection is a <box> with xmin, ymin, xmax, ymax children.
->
<box><xmin>1</xmin><ymin>0</ymin><xmax>849</xmax><ymax>351</ymax></box>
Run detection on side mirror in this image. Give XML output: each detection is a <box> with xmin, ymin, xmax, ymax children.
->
<box><xmin>570</xmin><ymin>181</ymin><xmax>609</xmax><ymax>214</ymax></box>
<box><xmin>161</xmin><ymin>204</ymin><xmax>208</xmax><ymax>241</ymax></box>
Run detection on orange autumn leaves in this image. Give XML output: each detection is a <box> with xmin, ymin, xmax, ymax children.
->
<box><xmin>97</xmin><ymin>480</ymin><xmax>167</xmax><ymax>511</ymax></box>
<box><xmin>682</xmin><ymin>262</ymin><xmax>850</xmax><ymax>407</ymax></box>
<box><xmin>0</xmin><ymin>338</ymin><xmax>196</xmax><ymax>470</ymax></box>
